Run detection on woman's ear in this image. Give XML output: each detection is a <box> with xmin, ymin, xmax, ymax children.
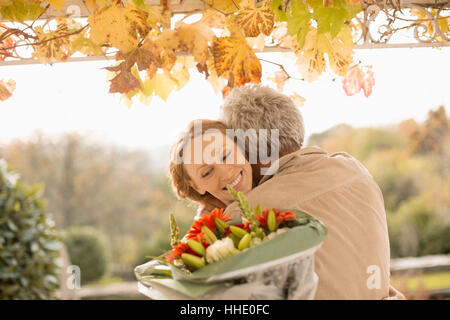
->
<box><xmin>189</xmin><ymin>180</ymin><xmax>206</xmax><ymax>195</ymax></box>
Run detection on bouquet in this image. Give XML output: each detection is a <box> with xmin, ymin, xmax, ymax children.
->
<box><xmin>134</xmin><ymin>186</ymin><xmax>327</xmax><ymax>300</ymax></box>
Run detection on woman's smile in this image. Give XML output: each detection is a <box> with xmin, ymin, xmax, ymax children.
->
<box><xmin>223</xmin><ymin>170</ymin><xmax>243</xmax><ymax>191</ymax></box>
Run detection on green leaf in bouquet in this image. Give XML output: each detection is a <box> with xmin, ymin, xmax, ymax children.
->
<box><xmin>227</xmin><ymin>185</ymin><xmax>264</xmax><ymax>238</ymax></box>
<box><xmin>169</xmin><ymin>213</ymin><xmax>180</xmax><ymax>247</ymax></box>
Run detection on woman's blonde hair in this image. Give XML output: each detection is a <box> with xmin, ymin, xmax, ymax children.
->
<box><xmin>168</xmin><ymin>119</ymin><xmax>231</xmax><ymax>209</ymax></box>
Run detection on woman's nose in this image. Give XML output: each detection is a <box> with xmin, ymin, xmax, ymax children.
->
<box><xmin>214</xmin><ymin>165</ymin><xmax>234</xmax><ymax>184</ymax></box>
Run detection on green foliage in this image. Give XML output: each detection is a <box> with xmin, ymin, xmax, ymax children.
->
<box><xmin>0</xmin><ymin>0</ymin><xmax>44</xmax><ymax>22</ymax></box>
<box><xmin>63</xmin><ymin>226</ymin><xmax>110</xmax><ymax>285</ymax></box>
<box><xmin>0</xmin><ymin>159</ymin><xmax>61</xmax><ymax>299</ymax></box>
<box><xmin>286</xmin><ymin>0</ymin><xmax>311</xmax><ymax>48</ymax></box>
<box><xmin>388</xmin><ymin>195</ymin><xmax>450</xmax><ymax>257</ymax></box>
<box><xmin>350</xmin><ymin>128</ymin><xmax>406</xmax><ymax>161</ymax></box>
<box><xmin>270</xmin><ymin>0</ymin><xmax>362</xmax><ymax>48</ymax></box>
<box><xmin>312</xmin><ymin>0</ymin><xmax>361</xmax><ymax>38</ymax></box>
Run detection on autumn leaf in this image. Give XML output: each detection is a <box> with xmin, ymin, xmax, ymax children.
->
<box><xmin>234</xmin><ymin>0</ymin><xmax>275</xmax><ymax>37</ymax></box>
<box><xmin>84</xmin><ymin>0</ymin><xmax>111</xmax><ymax>13</ymax></box>
<box><xmin>295</xmin><ymin>27</ymin><xmax>327</xmax><ymax>82</ymax></box>
<box><xmin>32</xmin><ymin>19</ymin><xmax>72</xmax><ymax>64</ymax></box>
<box><xmin>0</xmin><ymin>79</ymin><xmax>15</xmax><ymax>101</ymax></box>
<box><xmin>0</xmin><ymin>24</ymin><xmax>16</xmax><ymax>60</ymax></box>
<box><xmin>175</xmin><ymin>21</ymin><xmax>214</xmax><ymax>77</ymax></box>
<box><xmin>342</xmin><ymin>64</ymin><xmax>363</xmax><ymax>96</ymax></box>
<box><xmin>88</xmin><ymin>2</ymin><xmax>149</xmax><ymax>54</ymax></box>
<box><xmin>141</xmin><ymin>32</ymin><xmax>178</xmax><ymax>74</ymax></box>
<box><xmin>201</xmin><ymin>8</ymin><xmax>227</xmax><ymax>29</ymax></box>
<box><xmin>212</xmin><ymin>32</ymin><xmax>262</xmax><ymax>88</ymax></box>
<box><xmin>267</xmin><ymin>70</ymin><xmax>288</xmax><ymax>91</ymax></box>
<box><xmin>318</xmin><ymin>28</ymin><xmax>354</xmax><ymax>76</ymax></box>
<box><xmin>109</xmin><ymin>67</ymin><xmax>141</xmax><ymax>94</ymax></box>
<box><xmin>342</xmin><ymin>64</ymin><xmax>375</xmax><ymax>97</ymax></box>
<box><xmin>139</xmin><ymin>72</ymin><xmax>177</xmax><ymax>102</ymax></box>
<box><xmin>290</xmin><ymin>92</ymin><xmax>306</xmax><ymax>107</ymax></box>
<box><xmin>48</xmin><ymin>0</ymin><xmax>66</xmax><ymax>12</ymax></box>
<box><xmin>132</xmin><ymin>0</ymin><xmax>172</xmax><ymax>28</ymax></box>
<box><xmin>70</xmin><ymin>33</ymin><xmax>104</xmax><ymax>56</ymax></box>
<box><xmin>205</xmin><ymin>0</ymin><xmax>242</xmax><ymax>14</ymax></box>
<box><xmin>361</xmin><ymin>66</ymin><xmax>375</xmax><ymax>97</ymax></box>
<box><xmin>205</xmin><ymin>57</ymin><xmax>227</xmax><ymax>93</ymax></box>
<box><xmin>345</xmin><ymin>0</ymin><xmax>362</xmax><ymax>4</ymax></box>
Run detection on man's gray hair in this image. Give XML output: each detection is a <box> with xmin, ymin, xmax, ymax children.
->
<box><xmin>219</xmin><ymin>83</ymin><xmax>305</xmax><ymax>155</ymax></box>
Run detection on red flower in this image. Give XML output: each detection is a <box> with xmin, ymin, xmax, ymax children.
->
<box><xmin>186</xmin><ymin>208</ymin><xmax>230</xmax><ymax>240</ymax></box>
<box><xmin>165</xmin><ymin>242</ymin><xmax>189</xmax><ymax>262</ymax></box>
<box><xmin>234</xmin><ymin>221</ymin><xmax>251</xmax><ymax>231</ymax></box>
<box><xmin>255</xmin><ymin>209</ymin><xmax>297</xmax><ymax>228</ymax></box>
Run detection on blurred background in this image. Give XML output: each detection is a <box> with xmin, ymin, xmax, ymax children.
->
<box><xmin>0</xmin><ymin>47</ymin><xmax>449</xmax><ymax>299</ymax></box>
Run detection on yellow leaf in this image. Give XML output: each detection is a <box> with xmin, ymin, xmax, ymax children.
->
<box><xmin>212</xmin><ymin>33</ymin><xmax>262</xmax><ymax>87</ymax></box>
<box><xmin>234</xmin><ymin>0</ymin><xmax>275</xmax><ymax>37</ymax></box>
<box><xmin>141</xmin><ymin>32</ymin><xmax>178</xmax><ymax>73</ymax></box>
<box><xmin>71</xmin><ymin>34</ymin><xmax>104</xmax><ymax>56</ymax></box>
<box><xmin>88</xmin><ymin>2</ymin><xmax>149</xmax><ymax>53</ymax></box>
<box><xmin>153</xmin><ymin>72</ymin><xmax>177</xmax><ymax>101</ymax></box>
<box><xmin>170</xmin><ymin>60</ymin><xmax>190</xmax><ymax>91</ymax></box>
<box><xmin>201</xmin><ymin>8</ymin><xmax>226</xmax><ymax>29</ymax></box>
<box><xmin>205</xmin><ymin>0</ymin><xmax>241</xmax><ymax>14</ymax></box>
<box><xmin>175</xmin><ymin>21</ymin><xmax>215</xmax><ymax>66</ymax></box>
<box><xmin>318</xmin><ymin>31</ymin><xmax>353</xmax><ymax>76</ymax></box>
<box><xmin>295</xmin><ymin>28</ymin><xmax>327</xmax><ymax>82</ymax></box>
<box><xmin>32</xmin><ymin>19</ymin><xmax>72</xmax><ymax>64</ymax></box>
<box><xmin>48</xmin><ymin>0</ymin><xmax>66</xmax><ymax>12</ymax></box>
<box><xmin>85</xmin><ymin>0</ymin><xmax>111</xmax><ymax>12</ymax></box>
<box><xmin>144</xmin><ymin>5</ymin><xmax>171</xmax><ymax>28</ymax></box>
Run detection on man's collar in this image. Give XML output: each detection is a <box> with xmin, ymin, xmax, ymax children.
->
<box><xmin>258</xmin><ymin>146</ymin><xmax>327</xmax><ymax>184</ymax></box>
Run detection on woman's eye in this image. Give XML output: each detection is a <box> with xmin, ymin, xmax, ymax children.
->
<box><xmin>202</xmin><ymin>168</ymin><xmax>212</xmax><ymax>178</ymax></box>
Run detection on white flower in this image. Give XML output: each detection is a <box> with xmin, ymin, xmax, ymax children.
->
<box><xmin>249</xmin><ymin>237</ymin><xmax>262</xmax><ymax>247</ymax></box>
<box><xmin>267</xmin><ymin>227</ymin><xmax>289</xmax><ymax>240</ymax></box>
<box><xmin>206</xmin><ymin>238</ymin><xmax>239</xmax><ymax>264</ymax></box>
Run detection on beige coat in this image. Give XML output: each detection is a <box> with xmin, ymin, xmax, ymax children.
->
<box><xmin>224</xmin><ymin>146</ymin><xmax>391</xmax><ymax>299</ymax></box>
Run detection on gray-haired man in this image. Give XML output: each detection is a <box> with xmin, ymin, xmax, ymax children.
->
<box><xmin>220</xmin><ymin>83</ymin><xmax>404</xmax><ymax>300</ymax></box>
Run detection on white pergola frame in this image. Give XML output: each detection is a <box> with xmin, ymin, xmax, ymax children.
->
<box><xmin>0</xmin><ymin>0</ymin><xmax>449</xmax><ymax>66</ymax></box>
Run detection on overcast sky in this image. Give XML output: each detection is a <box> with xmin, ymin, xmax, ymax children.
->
<box><xmin>0</xmin><ymin>46</ymin><xmax>448</xmax><ymax>151</ymax></box>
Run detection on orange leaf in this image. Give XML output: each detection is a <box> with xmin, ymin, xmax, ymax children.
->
<box><xmin>0</xmin><ymin>79</ymin><xmax>16</xmax><ymax>101</ymax></box>
<box><xmin>109</xmin><ymin>71</ymin><xmax>141</xmax><ymax>94</ymax></box>
<box><xmin>234</xmin><ymin>0</ymin><xmax>275</xmax><ymax>37</ymax></box>
<box><xmin>212</xmin><ymin>34</ymin><xmax>261</xmax><ymax>88</ymax></box>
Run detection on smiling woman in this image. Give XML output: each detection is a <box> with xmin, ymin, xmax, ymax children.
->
<box><xmin>169</xmin><ymin>119</ymin><xmax>253</xmax><ymax>212</ymax></box>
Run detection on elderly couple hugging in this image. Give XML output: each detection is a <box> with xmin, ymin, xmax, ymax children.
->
<box><xmin>167</xmin><ymin>83</ymin><xmax>404</xmax><ymax>300</ymax></box>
